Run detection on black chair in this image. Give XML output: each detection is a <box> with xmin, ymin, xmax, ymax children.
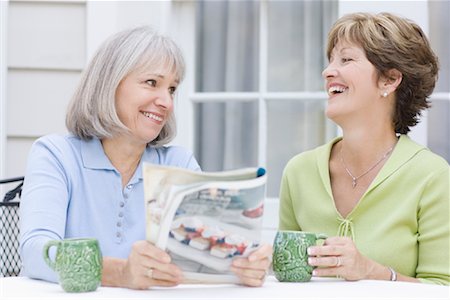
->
<box><xmin>0</xmin><ymin>176</ymin><xmax>24</xmax><ymax>277</ymax></box>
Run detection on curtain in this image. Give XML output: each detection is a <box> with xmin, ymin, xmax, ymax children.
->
<box><xmin>428</xmin><ymin>0</ymin><xmax>450</xmax><ymax>162</ymax></box>
<box><xmin>195</xmin><ymin>0</ymin><xmax>338</xmax><ymax>196</ymax></box>
<box><xmin>195</xmin><ymin>0</ymin><xmax>259</xmax><ymax>172</ymax></box>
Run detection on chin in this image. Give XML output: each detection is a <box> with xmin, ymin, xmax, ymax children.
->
<box><xmin>325</xmin><ymin>106</ymin><xmax>337</xmax><ymax>120</ymax></box>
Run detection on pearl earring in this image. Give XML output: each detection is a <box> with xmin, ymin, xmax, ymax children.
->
<box><xmin>382</xmin><ymin>91</ymin><xmax>388</xmax><ymax>98</ymax></box>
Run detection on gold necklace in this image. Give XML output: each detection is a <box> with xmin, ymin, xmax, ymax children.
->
<box><xmin>339</xmin><ymin>144</ymin><xmax>394</xmax><ymax>188</ymax></box>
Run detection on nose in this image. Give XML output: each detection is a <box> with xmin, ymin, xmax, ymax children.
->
<box><xmin>154</xmin><ymin>89</ymin><xmax>173</xmax><ymax>110</ymax></box>
<box><xmin>322</xmin><ymin>62</ymin><xmax>337</xmax><ymax>79</ymax></box>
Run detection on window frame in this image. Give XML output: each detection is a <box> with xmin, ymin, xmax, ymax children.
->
<box><xmin>187</xmin><ymin>1</ymin><xmax>331</xmax><ymax>237</ymax></box>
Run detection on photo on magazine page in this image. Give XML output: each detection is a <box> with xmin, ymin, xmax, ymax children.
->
<box><xmin>143</xmin><ymin>164</ymin><xmax>266</xmax><ymax>283</ymax></box>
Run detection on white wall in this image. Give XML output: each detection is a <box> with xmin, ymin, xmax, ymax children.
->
<box><xmin>4</xmin><ymin>1</ymin><xmax>86</xmax><ymax>178</ymax></box>
<box><xmin>1</xmin><ymin>1</ymin><xmax>182</xmax><ymax>179</ymax></box>
<box><xmin>0</xmin><ymin>0</ymin><xmax>8</xmax><ymax>200</ymax></box>
<box><xmin>0</xmin><ymin>1</ymin><xmax>8</xmax><ymax>181</ymax></box>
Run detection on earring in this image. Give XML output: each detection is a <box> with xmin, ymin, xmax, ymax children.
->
<box><xmin>382</xmin><ymin>91</ymin><xmax>388</xmax><ymax>98</ymax></box>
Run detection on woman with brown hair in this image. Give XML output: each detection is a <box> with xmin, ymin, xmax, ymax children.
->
<box><xmin>279</xmin><ymin>12</ymin><xmax>449</xmax><ymax>285</ymax></box>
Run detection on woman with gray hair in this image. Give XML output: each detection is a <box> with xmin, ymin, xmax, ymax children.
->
<box><xmin>20</xmin><ymin>26</ymin><xmax>271</xmax><ymax>289</ymax></box>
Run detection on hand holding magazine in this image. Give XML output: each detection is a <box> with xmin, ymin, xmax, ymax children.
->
<box><xmin>143</xmin><ymin>163</ymin><xmax>266</xmax><ymax>284</ymax></box>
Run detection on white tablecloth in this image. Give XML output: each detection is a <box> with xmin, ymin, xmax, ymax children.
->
<box><xmin>1</xmin><ymin>276</ymin><xmax>449</xmax><ymax>300</ymax></box>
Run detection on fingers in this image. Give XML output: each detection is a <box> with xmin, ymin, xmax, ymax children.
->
<box><xmin>312</xmin><ymin>266</ymin><xmax>341</xmax><ymax>278</ymax></box>
<box><xmin>308</xmin><ymin>245</ymin><xmax>342</xmax><ymax>257</ymax></box>
<box><xmin>307</xmin><ymin>237</ymin><xmax>351</xmax><ymax>256</ymax></box>
<box><xmin>233</xmin><ymin>255</ymin><xmax>272</xmax><ymax>270</ymax></box>
<box><xmin>324</xmin><ymin>236</ymin><xmax>352</xmax><ymax>245</ymax></box>
<box><xmin>307</xmin><ymin>237</ymin><xmax>347</xmax><ymax>272</ymax></box>
<box><xmin>134</xmin><ymin>241</ymin><xmax>183</xmax><ymax>280</ymax></box>
<box><xmin>140</xmin><ymin>262</ymin><xmax>183</xmax><ymax>282</ymax></box>
<box><xmin>124</xmin><ymin>241</ymin><xmax>183</xmax><ymax>289</ymax></box>
<box><xmin>306</xmin><ymin>237</ymin><xmax>373</xmax><ymax>281</ymax></box>
<box><xmin>248</xmin><ymin>244</ymin><xmax>273</xmax><ymax>262</ymax></box>
<box><xmin>142</xmin><ymin>266</ymin><xmax>180</xmax><ymax>287</ymax></box>
<box><xmin>134</xmin><ymin>241</ymin><xmax>171</xmax><ymax>263</ymax></box>
<box><xmin>231</xmin><ymin>244</ymin><xmax>272</xmax><ymax>287</ymax></box>
<box><xmin>308</xmin><ymin>255</ymin><xmax>343</xmax><ymax>268</ymax></box>
<box><xmin>230</xmin><ymin>266</ymin><xmax>267</xmax><ymax>280</ymax></box>
<box><xmin>130</xmin><ymin>241</ymin><xmax>273</xmax><ymax>288</ymax></box>
<box><xmin>230</xmin><ymin>264</ymin><xmax>268</xmax><ymax>287</ymax></box>
<box><xmin>147</xmin><ymin>279</ymin><xmax>179</xmax><ymax>287</ymax></box>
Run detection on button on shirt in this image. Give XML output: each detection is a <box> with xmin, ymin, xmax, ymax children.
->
<box><xmin>19</xmin><ymin>134</ymin><xmax>200</xmax><ymax>283</ymax></box>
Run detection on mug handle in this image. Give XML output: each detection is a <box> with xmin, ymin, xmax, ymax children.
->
<box><xmin>315</xmin><ymin>233</ymin><xmax>328</xmax><ymax>240</ymax></box>
<box><xmin>43</xmin><ymin>240</ymin><xmax>60</xmax><ymax>271</ymax></box>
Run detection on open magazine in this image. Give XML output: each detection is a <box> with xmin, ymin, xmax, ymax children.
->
<box><xmin>143</xmin><ymin>163</ymin><xmax>266</xmax><ymax>284</ymax></box>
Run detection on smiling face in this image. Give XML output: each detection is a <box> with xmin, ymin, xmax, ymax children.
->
<box><xmin>322</xmin><ymin>42</ymin><xmax>382</xmax><ymax>125</ymax></box>
<box><xmin>115</xmin><ymin>68</ymin><xmax>179</xmax><ymax>145</ymax></box>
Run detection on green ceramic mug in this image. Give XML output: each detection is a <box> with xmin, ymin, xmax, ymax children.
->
<box><xmin>272</xmin><ymin>231</ymin><xmax>327</xmax><ymax>282</ymax></box>
<box><xmin>43</xmin><ymin>238</ymin><xmax>102</xmax><ymax>292</ymax></box>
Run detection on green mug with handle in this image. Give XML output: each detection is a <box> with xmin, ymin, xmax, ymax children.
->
<box><xmin>272</xmin><ymin>231</ymin><xmax>327</xmax><ymax>282</ymax></box>
<box><xmin>43</xmin><ymin>238</ymin><xmax>102</xmax><ymax>292</ymax></box>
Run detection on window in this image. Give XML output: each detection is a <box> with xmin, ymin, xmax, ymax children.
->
<box><xmin>193</xmin><ymin>0</ymin><xmax>338</xmax><ymax>197</ymax></box>
<box><xmin>428</xmin><ymin>0</ymin><xmax>450</xmax><ymax>162</ymax></box>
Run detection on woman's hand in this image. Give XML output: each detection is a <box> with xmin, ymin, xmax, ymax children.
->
<box><xmin>120</xmin><ymin>240</ymin><xmax>183</xmax><ymax>289</ymax></box>
<box><xmin>230</xmin><ymin>244</ymin><xmax>273</xmax><ymax>287</ymax></box>
<box><xmin>307</xmin><ymin>237</ymin><xmax>381</xmax><ymax>281</ymax></box>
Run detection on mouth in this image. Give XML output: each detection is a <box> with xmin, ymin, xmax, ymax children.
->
<box><xmin>141</xmin><ymin>111</ymin><xmax>164</xmax><ymax>123</ymax></box>
<box><xmin>328</xmin><ymin>85</ymin><xmax>348</xmax><ymax>96</ymax></box>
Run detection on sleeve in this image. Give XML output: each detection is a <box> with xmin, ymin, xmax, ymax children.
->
<box><xmin>163</xmin><ymin>146</ymin><xmax>201</xmax><ymax>171</ymax></box>
<box><xmin>416</xmin><ymin>166</ymin><xmax>450</xmax><ymax>285</ymax></box>
<box><xmin>278</xmin><ymin>166</ymin><xmax>301</xmax><ymax>231</ymax></box>
<box><xmin>19</xmin><ymin>136</ymin><xmax>70</xmax><ymax>283</ymax></box>
<box><xmin>184</xmin><ymin>151</ymin><xmax>201</xmax><ymax>172</ymax></box>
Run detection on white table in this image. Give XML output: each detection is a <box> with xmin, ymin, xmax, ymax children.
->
<box><xmin>1</xmin><ymin>276</ymin><xmax>449</xmax><ymax>300</ymax></box>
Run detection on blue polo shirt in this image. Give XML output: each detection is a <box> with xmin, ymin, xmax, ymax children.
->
<box><xmin>19</xmin><ymin>134</ymin><xmax>200</xmax><ymax>282</ymax></box>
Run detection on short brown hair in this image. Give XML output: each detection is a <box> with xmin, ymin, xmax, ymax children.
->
<box><xmin>327</xmin><ymin>12</ymin><xmax>439</xmax><ymax>134</ymax></box>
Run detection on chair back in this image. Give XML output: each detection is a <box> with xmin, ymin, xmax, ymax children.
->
<box><xmin>0</xmin><ymin>176</ymin><xmax>24</xmax><ymax>277</ymax></box>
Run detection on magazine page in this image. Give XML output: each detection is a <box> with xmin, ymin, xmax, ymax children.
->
<box><xmin>143</xmin><ymin>163</ymin><xmax>266</xmax><ymax>284</ymax></box>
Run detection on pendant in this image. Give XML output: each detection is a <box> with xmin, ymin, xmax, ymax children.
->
<box><xmin>352</xmin><ymin>178</ymin><xmax>357</xmax><ymax>188</ymax></box>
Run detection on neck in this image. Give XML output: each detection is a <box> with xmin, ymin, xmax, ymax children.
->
<box><xmin>333</xmin><ymin>99</ymin><xmax>396</xmax><ymax>158</ymax></box>
<box><xmin>339</xmin><ymin>126</ymin><xmax>398</xmax><ymax>166</ymax></box>
<box><xmin>101</xmin><ymin>136</ymin><xmax>146</xmax><ymax>175</ymax></box>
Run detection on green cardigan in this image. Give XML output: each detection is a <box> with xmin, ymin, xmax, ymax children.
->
<box><xmin>279</xmin><ymin>135</ymin><xmax>449</xmax><ymax>285</ymax></box>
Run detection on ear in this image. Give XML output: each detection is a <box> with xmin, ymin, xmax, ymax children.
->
<box><xmin>379</xmin><ymin>68</ymin><xmax>402</xmax><ymax>93</ymax></box>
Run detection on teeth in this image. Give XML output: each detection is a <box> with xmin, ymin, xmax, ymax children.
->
<box><xmin>142</xmin><ymin>112</ymin><xmax>163</xmax><ymax>122</ymax></box>
<box><xmin>328</xmin><ymin>86</ymin><xmax>347</xmax><ymax>94</ymax></box>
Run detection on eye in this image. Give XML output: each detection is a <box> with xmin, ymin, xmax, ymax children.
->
<box><xmin>169</xmin><ymin>86</ymin><xmax>177</xmax><ymax>95</ymax></box>
<box><xmin>146</xmin><ymin>79</ymin><xmax>157</xmax><ymax>87</ymax></box>
<box><xmin>341</xmin><ymin>57</ymin><xmax>353</xmax><ymax>63</ymax></box>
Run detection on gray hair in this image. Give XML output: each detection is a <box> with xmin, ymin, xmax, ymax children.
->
<box><xmin>66</xmin><ymin>26</ymin><xmax>185</xmax><ymax>146</ymax></box>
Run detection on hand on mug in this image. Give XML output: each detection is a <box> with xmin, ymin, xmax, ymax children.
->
<box><xmin>272</xmin><ymin>231</ymin><xmax>327</xmax><ymax>282</ymax></box>
<box><xmin>121</xmin><ymin>240</ymin><xmax>183</xmax><ymax>289</ymax></box>
<box><xmin>307</xmin><ymin>236</ymin><xmax>376</xmax><ymax>281</ymax></box>
<box><xmin>230</xmin><ymin>243</ymin><xmax>272</xmax><ymax>287</ymax></box>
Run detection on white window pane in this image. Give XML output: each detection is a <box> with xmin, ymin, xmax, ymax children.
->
<box><xmin>428</xmin><ymin>0</ymin><xmax>449</xmax><ymax>162</ymax></box>
<box><xmin>428</xmin><ymin>100</ymin><xmax>450</xmax><ymax>162</ymax></box>
<box><xmin>267</xmin><ymin>1</ymin><xmax>338</xmax><ymax>92</ymax></box>
<box><xmin>194</xmin><ymin>101</ymin><xmax>259</xmax><ymax>171</ymax></box>
<box><xmin>266</xmin><ymin>99</ymin><xmax>334</xmax><ymax>197</ymax></box>
<box><xmin>195</xmin><ymin>1</ymin><xmax>259</xmax><ymax>92</ymax></box>
<box><xmin>429</xmin><ymin>1</ymin><xmax>450</xmax><ymax>93</ymax></box>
